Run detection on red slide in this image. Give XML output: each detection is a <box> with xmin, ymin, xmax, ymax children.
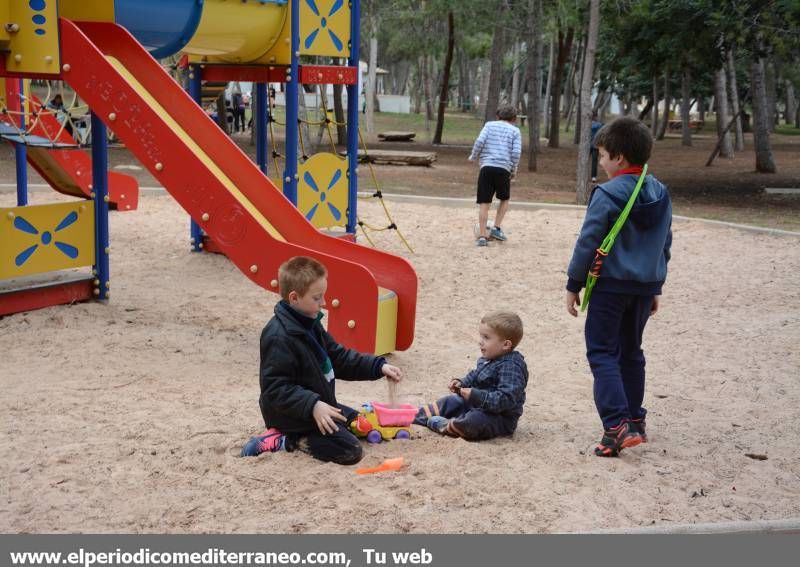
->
<box><xmin>24</xmin><ymin>96</ymin><xmax>139</xmax><ymax>211</ymax></box>
<box><xmin>58</xmin><ymin>18</ymin><xmax>417</xmax><ymax>353</ymax></box>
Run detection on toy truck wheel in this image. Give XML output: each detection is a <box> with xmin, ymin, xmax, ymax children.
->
<box><xmin>394</xmin><ymin>430</ymin><xmax>410</xmax><ymax>440</ymax></box>
<box><xmin>366</xmin><ymin>430</ymin><xmax>383</xmax><ymax>444</ymax></box>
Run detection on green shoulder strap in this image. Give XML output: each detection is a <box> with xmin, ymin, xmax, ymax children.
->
<box><xmin>580</xmin><ymin>164</ymin><xmax>649</xmax><ymax>312</ymax></box>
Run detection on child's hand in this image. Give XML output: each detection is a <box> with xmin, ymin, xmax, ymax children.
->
<box><xmin>651</xmin><ymin>295</ymin><xmax>661</xmax><ymax>316</ymax></box>
<box><xmin>448</xmin><ymin>379</ymin><xmax>463</xmax><ymax>393</ymax></box>
<box><xmin>565</xmin><ymin>291</ymin><xmax>580</xmax><ymax>317</ymax></box>
<box><xmin>459</xmin><ymin>387</ymin><xmax>472</xmax><ymax>401</ymax></box>
<box><xmin>312</xmin><ymin>401</ymin><xmax>347</xmax><ymax>435</ymax></box>
<box><xmin>381</xmin><ymin>363</ymin><xmax>403</xmax><ymax>382</ymax></box>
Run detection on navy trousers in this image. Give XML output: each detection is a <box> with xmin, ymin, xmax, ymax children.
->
<box><xmin>585</xmin><ymin>291</ymin><xmax>654</xmax><ymax>430</ymax></box>
<box><xmin>285</xmin><ymin>404</ymin><xmax>363</xmax><ymax>465</ymax></box>
<box><xmin>414</xmin><ymin>394</ymin><xmax>518</xmax><ymax>440</ymax></box>
<box><xmin>590</xmin><ymin>148</ymin><xmax>599</xmax><ymax>179</ymax></box>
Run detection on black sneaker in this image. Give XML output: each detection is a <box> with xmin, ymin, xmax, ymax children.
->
<box><xmin>594</xmin><ymin>420</ymin><xmax>642</xmax><ymax>457</ymax></box>
<box><xmin>630</xmin><ymin>418</ymin><xmax>647</xmax><ymax>443</ymax></box>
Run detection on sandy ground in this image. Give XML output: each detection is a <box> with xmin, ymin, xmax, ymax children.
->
<box><xmin>1</xmin><ymin>191</ymin><xmax>799</xmax><ymax>534</ymax></box>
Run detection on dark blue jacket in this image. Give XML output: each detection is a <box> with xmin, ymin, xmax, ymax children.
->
<box><xmin>590</xmin><ymin>120</ymin><xmax>603</xmax><ymax>149</ymax></box>
<box><xmin>567</xmin><ymin>173</ymin><xmax>672</xmax><ymax>295</ymax></box>
<box><xmin>462</xmin><ymin>351</ymin><xmax>528</xmax><ymax>419</ymax></box>
<box><xmin>258</xmin><ymin>301</ymin><xmax>386</xmax><ymax>433</ymax></box>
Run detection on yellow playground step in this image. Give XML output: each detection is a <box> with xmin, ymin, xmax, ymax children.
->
<box><xmin>375</xmin><ymin>287</ymin><xmax>397</xmax><ymax>355</ymax></box>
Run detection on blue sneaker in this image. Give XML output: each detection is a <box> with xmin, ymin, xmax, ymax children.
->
<box><xmin>489</xmin><ymin>226</ymin><xmax>507</xmax><ymax>241</ymax></box>
<box><xmin>427</xmin><ymin>416</ymin><xmax>450</xmax><ymax>434</ymax></box>
<box><xmin>476</xmin><ymin>237</ymin><xmax>489</xmax><ymax>247</ymax></box>
<box><xmin>241</xmin><ymin>428</ymin><xmax>284</xmax><ymax>457</ymax></box>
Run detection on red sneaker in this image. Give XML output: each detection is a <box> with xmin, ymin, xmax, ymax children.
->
<box><xmin>594</xmin><ymin>420</ymin><xmax>642</xmax><ymax>457</ymax></box>
<box><xmin>240</xmin><ymin>428</ymin><xmax>284</xmax><ymax>457</ymax></box>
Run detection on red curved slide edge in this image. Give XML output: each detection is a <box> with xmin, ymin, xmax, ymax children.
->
<box><xmin>59</xmin><ymin>19</ymin><xmax>417</xmax><ymax>352</ymax></box>
<box><xmin>24</xmin><ymin>97</ymin><xmax>139</xmax><ymax>211</ymax></box>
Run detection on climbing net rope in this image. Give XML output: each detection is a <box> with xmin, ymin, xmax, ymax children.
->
<box><xmin>0</xmin><ymin>84</ymin><xmax>110</xmax><ymax>148</ymax></box>
<box><xmin>267</xmin><ymin>94</ymin><xmax>413</xmax><ymax>254</ymax></box>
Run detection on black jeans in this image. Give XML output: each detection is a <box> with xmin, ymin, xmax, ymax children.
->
<box><xmin>285</xmin><ymin>404</ymin><xmax>363</xmax><ymax>465</ymax></box>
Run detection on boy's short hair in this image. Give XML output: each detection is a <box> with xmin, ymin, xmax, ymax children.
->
<box><xmin>496</xmin><ymin>104</ymin><xmax>517</xmax><ymax>122</ymax></box>
<box><xmin>278</xmin><ymin>256</ymin><xmax>327</xmax><ymax>300</ymax></box>
<box><xmin>481</xmin><ymin>311</ymin><xmax>524</xmax><ymax>349</ymax></box>
<box><xmin>594</xmin><ymin>116</ymin><xmax>652</xmax><ymax>166</ymax></box>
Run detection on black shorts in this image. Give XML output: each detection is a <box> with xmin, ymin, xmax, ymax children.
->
<box><xmin>476</xmin><ymin>166</ymin><xmax>511</xmax><ymax>203</ymax></box>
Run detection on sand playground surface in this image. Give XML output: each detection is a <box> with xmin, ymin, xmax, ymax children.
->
<box><xmin>2</xmin><ymin>191</ymin><xmax>799</xmax><ymax>534</ymax></box>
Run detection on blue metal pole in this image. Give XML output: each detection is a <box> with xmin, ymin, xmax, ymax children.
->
<box><xmin>14</xmin><ymin>144</ymin><xmax>27</xmax><ymax>206</ymax></box>
<box><xmin>14</xmin><ymin>79</ymin><xmax>28</xmax><ymax>206</ymax></box>
<box><xmin>283</xmin><ymin>0</ymin><xmax>300</xmax><ymax>205</ymax></box>
<box><xmin>256</xmin><ymin>82</ymin><xmax>268</xmax><ymax>174</ymax></box>
<box><xmin>91</xmin><ymin>112</ymin><xmax>110</xmax><ymax>301</ymax></box>
<box><xmin>346</xmin><ymin>0</ymin><xmax>361</xmax><ymax>234</ymax></box>
<box><xmin>188</xmin><ymin>64</ymin><xmax>204</xmax><ymax>252</ymax></box>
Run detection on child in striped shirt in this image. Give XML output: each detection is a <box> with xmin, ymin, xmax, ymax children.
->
<box><xmin>468</xmin><ymin>104</ymin><xmax>522</xmax><ymax>247</ymax></box>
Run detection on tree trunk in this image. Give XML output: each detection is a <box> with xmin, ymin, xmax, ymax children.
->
<box><xmin>576</xmin><ymin>0</ymin><xmax>600</xmax><ymax>204</ymax></box>
<box><xmin>548</xmin><ymin>26</ymin><xmax>574</xmax><ymax>148</ymax></box>
<box><xmin>543</xmin><ymin>37</ymin><xmax>554</xmax><ymax>139</ymax></box>
<box><xmin>563</xmin><ymin>35</ymin><xmax>581</xmax><ymax>121</ymax></box>
<box><xmin>424</xmin><ymin>54</ymin><xmax>435</xmax><ymax>121</ymax></box>
<box><xmin>510</xmin><ymin>41</ymin><xmax>521</xmax><ymax>110</ymax></box>
<box><xmin>395</xmin><ymin>61</ymin><xmax>410</xmax><ymax>95</ymax></box>
<box><xmin>365</xmin><ymin>25</ymin><xmax>378</xmax><ymax>133</ymax></box>
<box><xmin>333</xmin><ymin>82</ymin><xmax>346</xmax><ymax>145</ymax></box>
<box><xmin>298</xmin><ymin>87</ymin><xmax>312</xmax><ymax>156</ymax></box>
<box><xmin>650</xmin><ymin>75</ymin><xmax>659</xmax><ymax>136</ymax></box>
<box><xmin>315</xmin><ymin>84</ymin><xmax>329</xmax><ymax>149</ymax></box>
<box><xmin>433</xmin><ymin>12</ymin><xmax>455</xmax><ymax>145</ymax></box>
<box><xmin>681</xmin><ymin>66</ymin><xmax>692</xmax><ymax>146</ymax></box>
<box><xmin>484</xmin><ymin>2</ymin><xmax>508</xmax><ymax>122</ymax></box>
<box><xmin>526</xmin><ymin>0</ymin><xmax>542</xmax><ymax>170</ymax></box>
<box><xmin>751</xmin><ymin>42</ymin><xmax>776</xmax><ymax>173</ymax></box>
<box><xmin>413</xmin><ymin>59</ymin><xmax>423</xmax><ymax>114</ymax></box>
<box><xmin>714</xmin><ymin>67</ymin><xmax>733</xmax><ymax>158</ymax></box>
<box><xmin>638</xmin><ymin>98</ymin><xmax>652</xmax><ymax>121</ymax></box>
<box><xmin>698</xmin><ymin>96</ymin><xmax>705</xmax><ymax>123</ymax></box>
<box><xmin>623</xmin><ymin>91</ymin><xmax>634</xmax><ymax>116</ymax></box>
<box><xmin>656</xmin><ymin>68</ymin><xmax>671</xmax><ymax>140</ymax></box>
<box><xmin>726</xmin><ymin>48</ymin><xmax>744</xmax><ymax>150</ymax></box>
<box><xmin>705</xmin><ymin>110</ymin><xmax>744</xmax><ymax>166</ymax></box>
<box><xmin>765</xmin><ymin>59</ymin><xmax>777</xmax><ymax>132</ymax></box>
<box><xmin>570</xmin><ymin>32</ymin><xmax>587</xmax><ymax>143</ymax></box>
<box><xmin>477</xmin><ymin>59</ymin><xmax>490</xmax><ymax>119</ymax></box>
<box><xmin>457</xmin><ymin>50</ymin><xmax>468</xmax><ymax>111</ymax></box>
<box><xmin>784</xmin><ymin>79</ymin><xmax>797</xmax><ymax>126</ymax></box>
<box><xmin>533</xmin><ymin>0</ymin><xmax>544</xmax><ymax>151</ymax></box>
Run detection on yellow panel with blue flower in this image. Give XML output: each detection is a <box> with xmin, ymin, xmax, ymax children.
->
<box><xmin>6</xmin><ymin>0</ymin><xmax>60</xmax><ymax>75</ymax></box>
<box><xmin>0</xmin><ymin>201</ymin><xmax>95</xmax><ymax>279</ymax></box>
<box><xmin>298</xmin><ymin>153</ymin><xmax>348</xmax><ymax>229</ymax></box>
<box><xmin>299</xmin><ymin>0</ymin><xmax>350</xmax><ymax>57</ymax></box>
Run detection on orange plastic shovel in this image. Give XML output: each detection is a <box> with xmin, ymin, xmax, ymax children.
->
<box><xmin>356</xmin><ymin>457</ymin><xmax>405</xmax><ymax>475</ymax></box>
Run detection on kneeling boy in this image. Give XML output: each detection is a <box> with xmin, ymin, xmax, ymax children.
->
<box><xmin>242</xmin><ymin>256</ymin><xmax>402</xmax><ymax>465</ymax></box>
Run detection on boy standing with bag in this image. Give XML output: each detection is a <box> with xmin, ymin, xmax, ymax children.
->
<box><xmin>565</xmin><ymin>117</ymin><xmax>673</xmax><ymax>457</ymax></box>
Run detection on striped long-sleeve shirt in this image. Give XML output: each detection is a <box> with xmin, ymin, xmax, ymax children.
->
<box><xmin>468</xmin><ymin>119</ymin><xmax>522</xmax><ymax>173</ymax></box>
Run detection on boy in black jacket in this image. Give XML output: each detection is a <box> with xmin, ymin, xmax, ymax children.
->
<box><xmin>241</xmin><ymin>256</ymin><xmax>402</xmax><ymax>464</ymax></box>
